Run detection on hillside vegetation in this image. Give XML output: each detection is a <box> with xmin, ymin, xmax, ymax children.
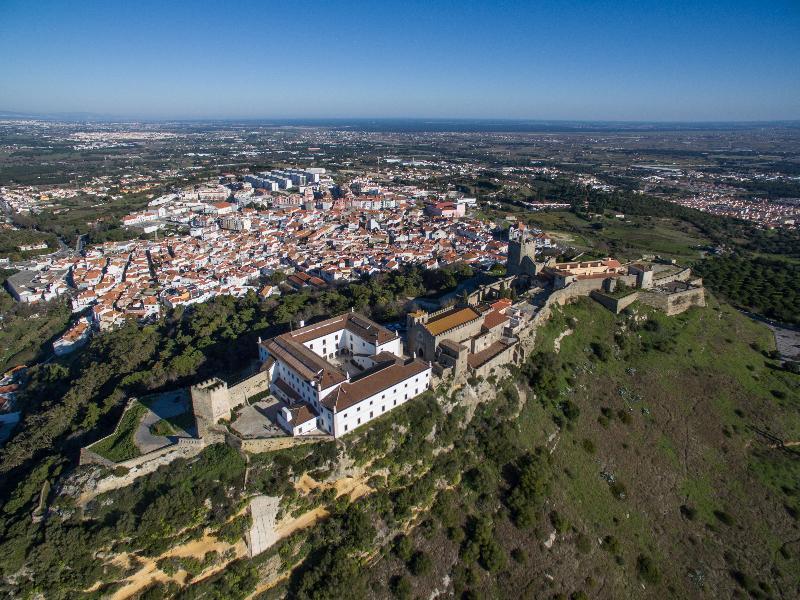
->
<box><xmin>3</xmin><ymin>296</ymin><xmax>795</xmax><ymax>598</ymax></box>
<box><xmin>334</xmin><ymin>297</ymin><xmax>800</xmax><ymax>600</ymax></box>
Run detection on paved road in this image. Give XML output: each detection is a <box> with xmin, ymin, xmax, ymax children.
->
<box><xmin>739</xmin><ymin>310</ymin><xmax>800</xmax><ymax>362</ymax></box>
<box><xmin>134</xmin><ymin>391</ymin><xmax>189</xmax><ymax>454</ymax></box>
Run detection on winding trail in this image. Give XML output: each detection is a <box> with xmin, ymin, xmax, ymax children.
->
<box><xmin>553</xmin><ymin>328</ymin><xmax>573</xmax><ymax>353</ymax></box>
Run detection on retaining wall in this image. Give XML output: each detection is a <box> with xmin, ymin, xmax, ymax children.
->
<box><xmin>80</xmin><ymin>398</ymin><xmax>138</xmax><ymax>466</ymax></box>
<box><xmin>246</xmin><ymin>495</ymin><xmax>280</xmax><ymax>557</ymax></box>
<box><xmin>652</xmin><ymin>267</ymin><xmax>693</xmax><ymax>286</ymax></box>
<box><xmin>79</xmin><ymin>441</ymin><xmax>208</xmax><ymax>504</ymax></box>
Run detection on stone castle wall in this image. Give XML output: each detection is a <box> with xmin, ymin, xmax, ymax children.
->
<box><xmin>228</xmin><ymin>370</ymin><xmax>270</xmax><ymax>408</ymax></box>
<box><xmin>226</xmin><ymin>432</ymin><xmax>330</xmax><ymax>454</ymax></box>
<box><xmin>469</xmin><ymin>342</ymin><xmax>518</xmax><ymax>379</ymax></box>
<box><xmin>639</xmin><ymin>287</ymin><xmax>706</xmax><ymax>316</ymax></box>
<box><xmin>652</xmin><ymin>266</ymin><xmax>693</xmax><ymax>286</ymax></box>
<box><xmin>81</xmin><ymin>398</ymin><xmax>140</xmax><ymax>466</ymax></box>
<box><xmin>78</xmin><ymin>438</ymin><xmax>210</xmax><ymax>505</ymax></box>
<box><xmin>590</xmin><ymin>290</ymin><xmax>640</xmax><ymax>314</ymax></box>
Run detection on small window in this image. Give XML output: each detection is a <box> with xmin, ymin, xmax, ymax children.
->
<box><xmin>345</xmin><ymin>424</ymin><xmax>348</xmax><ymax>431</ymax></box>
<box><xmin>357</xmin><ymin>418</ymin><xmax>361</xmax><ymax>424</ymax></box>
<box><xmin>393</xmin><ymin>399</ymin><xmax>397</xmax><ymax>406</ymax></box>
<box><xmin>370</xmin><ymin>411</ymin><xmax>373</xmax><ymax>418</ymax></box>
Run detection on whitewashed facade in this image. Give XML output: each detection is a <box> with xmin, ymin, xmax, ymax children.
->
<box><xmin>259</xmin><ymin>312</ymin><xmax>431</xmax><ymax>438</ymax></box>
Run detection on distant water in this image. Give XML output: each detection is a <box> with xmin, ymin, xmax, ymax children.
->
<box><xmin>3</xmin><ymin>112</ymin><xmax>798</xmax><ymax>133</ymax></box>
<box><xmin>205</xmin><ymin>118</ymin><xmax>800</xmax><ymax>134</ymax></box>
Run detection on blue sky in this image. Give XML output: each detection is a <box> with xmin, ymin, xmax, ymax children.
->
<box><xmin>1</xmin><ymin>0</ymin><xmax>798</xmax><ymax>120</ymax></box>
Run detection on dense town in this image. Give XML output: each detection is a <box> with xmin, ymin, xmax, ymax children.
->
<box><xmin>3</xmin><ymin>168</ymin><xmax>555</xmax><ymax>353</ymax></box>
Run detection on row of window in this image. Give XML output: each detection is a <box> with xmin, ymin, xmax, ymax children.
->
<box><xmin>343</xmin><ymin>402</ymin><xmax>391</xmax><ymax>432</ymax></box>
<box><xmin>341</xmin><ymin>383</ymin><xmax>426</xmax><ymax>429</ymax></box>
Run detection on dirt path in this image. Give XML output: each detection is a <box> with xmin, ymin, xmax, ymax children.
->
<box><xmin>295</xmin><ymin>473</ymin><xmax>371</xmax><ymax>500</ymax></box>
<box><xmin>276</xmin><ymin>506</ymin><xmax>328</xmax><ymax>539</ymax></box>
<box><xmin>295</xmin><ymin>473</ymin><xmax>319</xmax><ymax>494</ymax></box>
<box><xmin>553</xmin><ymin>328</ymin><xmax>573</xmax><ymax>353</ymax></box>
<box><xmin>277</xmin><ymin>475</ymin><xmax>372</xmax><ymax>539</ymax></box>
<box><xmin>768</xmin><ymin>440</ymin><xmax>800</xmax><ymax>449</ymax></box>
<box><xmin>109</xmin><ymin>475</ymin><xmax>371</xmax><ymax>600</ymax></box>
<box><xmin>109</xmin><ymin>532</ymin><xmax>247</xmax><ymax>600</ymax></box>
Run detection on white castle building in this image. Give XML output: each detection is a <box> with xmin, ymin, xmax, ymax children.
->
<box><xmin>258</xmin><ymin>310</ymin><xmax>432</xmax><ymax>438</ymax></box>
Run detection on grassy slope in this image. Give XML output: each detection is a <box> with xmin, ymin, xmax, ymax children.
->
<box><xmin>87</xmin><ymin>401</ymin><xmax>147</xmax><ymax>462</ymax></box>
<box><xmin>366</xmin><ymin>297</ymin><xmax>800</xmax><ymax>599</ymax></box>
<box><xmin>517</xmin><ymin>297</ymin><xmax>798</xmax><ymax>598</ymax></box>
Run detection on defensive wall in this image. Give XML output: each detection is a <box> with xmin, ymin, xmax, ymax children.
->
<box><xmin>463</xmin><ymin>275</ymin><xmax>516</xmax><ymax>305</ymax></box>
<box><xmin>77</xmin><ymin>437</ymin><xmax>211</xmax><ymax>504</ymax></box>
<box><xmin>550</xmin><ymin>275</ymin><xmax>635</xmax><ymax>305</ymax></box>
<box><xmin>469</xmin><ymin>342</ymin><xmax>518</xmax><ymax>379</ymax></box>
<box><xmin>228</xmin><ymin>370</ymin><xmax>270</xmax><ymax>407</ymax></box>
<box><xmin>81</xmin><ymin>398</ymin><xmax>142</xmax><ymax>467</ymax></box>
<box><xmin>590</xmin><ymin>290</ymin><xmax>640</xmax><ymax>314</ymax></box>
<box><xmin>225</xmin><ymin>431</ymin><xmax>331</xmax><ymax>454</ymax></box>
<box><xmin>638</xmin><ymin>286</ymin><xmax>706</xmax><ymax>316</ymax></box>
<box><xmin>652</xmin><ymin>266</ymin><xmax>694</xmax><ymax>286</ymax></box>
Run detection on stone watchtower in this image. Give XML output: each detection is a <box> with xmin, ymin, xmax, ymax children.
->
<box><xmin>190</xmin><ymin>377</ymin><xmax>232</xmax><ymax>438</ymax></box>
<box><xmin>406</xmin><ymin>310</ymin><xmax>431</xmax><ymax>360</ymax></box>
<box><xmin>507</xmin><ymin>226</ymin><xmax>538</xmax><ymax>277</ymax></box>
<box><xmin>628</xmin><ymin>263</ymin><xmax>654</xmax><ymax>289</ymax></box>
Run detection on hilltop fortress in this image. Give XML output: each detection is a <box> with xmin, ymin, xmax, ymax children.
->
<box><xmin>84</xmin><ymin>220</ymin><xmax>705</xmax><ymax>478</ymax></box>
<box><xmin>79</xmin><ymin>234</ymin><xmax>707</xmax><ymax>559</ymax></box>
<box><xmin>186</xmin><ymin>237</ymin><xmax>704</xmax><ymax>443</ymax></box>
<box><xmin>184</xmin><ymin>243</ymin><xmax>705</xmax><ymax>446</ymax></box>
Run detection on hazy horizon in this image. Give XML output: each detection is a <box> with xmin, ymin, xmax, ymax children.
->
<box><xmin>2</xmin><ymin>0</ymin><xmax>799</xmax><ymax>121</ymax></box>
